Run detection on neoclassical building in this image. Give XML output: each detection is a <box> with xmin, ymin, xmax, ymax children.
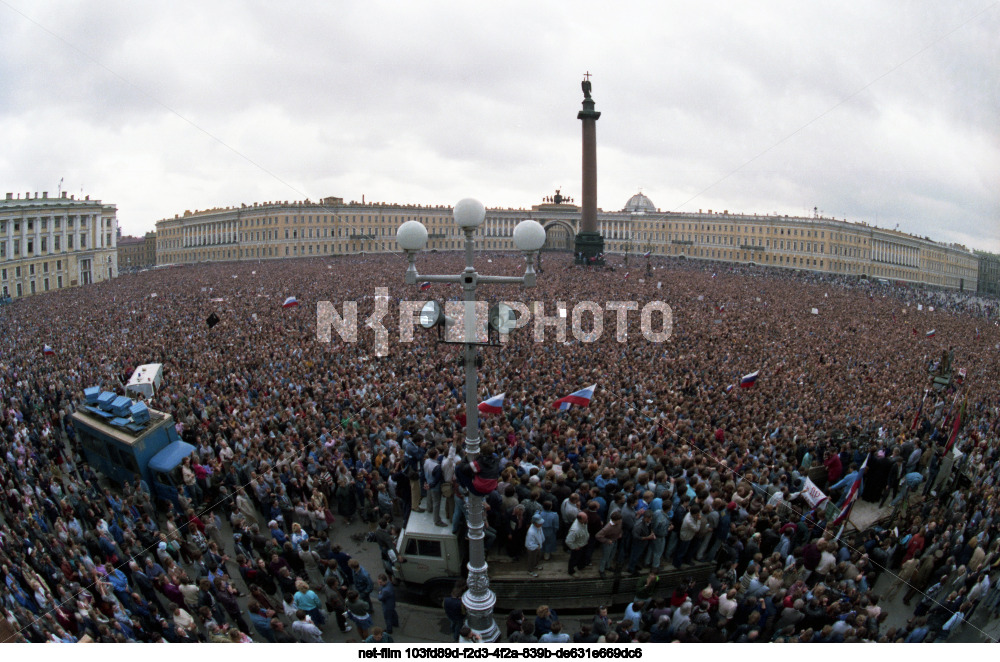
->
<box><xmin>154</xmin><ymin>192</ymin><xmax>979</xmax><ymax>292</ymax></box>
<box><xmin>117</xmin><ymin>231</ymin><xmax>157</xmax><ymax>271</ymax></box>
<box><xmin>1</xmin><ymin>190</ymin><xmax>118</xmax><ymax>299</ymax></box>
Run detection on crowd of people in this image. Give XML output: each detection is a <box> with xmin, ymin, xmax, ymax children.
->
<box><xmin>0</xmin><ymin>249</ymin><xmax>998</xmax><ymax>643</ymax></box>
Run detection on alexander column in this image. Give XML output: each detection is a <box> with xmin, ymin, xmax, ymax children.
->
<box><xmin>575</xmin><ymin>73</ymin><xmax>605</xmax><ymax>265</ymax></box>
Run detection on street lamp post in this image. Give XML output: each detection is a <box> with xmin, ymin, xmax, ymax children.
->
<box><xmin>397</xmin><ymin>199</ymin><xmax>545</xmax><ymax>642</ymax></box>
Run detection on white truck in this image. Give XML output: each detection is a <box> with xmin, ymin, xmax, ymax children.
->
<box><xmin>393</xmin><ymin>509</ymin><xmax>713</xmax><ymax>610</ymax></box>
<box><xmin>125</xmin><ymin>363</ymin><xmax>163</xmax><ymax>399</ymax></box>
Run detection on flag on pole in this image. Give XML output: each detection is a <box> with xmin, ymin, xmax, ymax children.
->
<box><xmin>419</xmin><ymin>282</ymin><xmax>432</xmax><ymax>291</ymax></box>
<box><xmin>477</xmin><ymin>393</ymin><xmax>505</xmax><ymax>415</ymax></box>
<box><xmin>925</xmin><ymin>329</ymin><xmax>936</xmax><ymax>337</ymax></box>
<box><xmin>553</xmin><ymin>384</ymin><xmax>596</xmax><ymax>411</ymax></box>
<box><xmin>832</xmin><ymin>454</ymin><xmax>868</xmax><ymax>527</ymax></box>
<box><xmin>740</xmin><ymin>371</ymin><xmax>759</xmax><ymax>388</ymax></box>
<box><xmin>943</xmin><ymin>399</ymin><xmax>966</xmax><ymax>454</ymax></box>
<box><xmin>725</xmin><ymin>384</ymin><xmax>734</xmax><ymax>393</ymax></box>
<box><xmin>43</xmin><ymin>344</ymin><xmax>55</xmax><ymax>356</ymax></box>
<box><xmin>282</xmin><ymin>296</ymin><xmax>299</xmax><ymax>308</ymax></box>
<box><xmin>643</xmin><ymin>250</ymin><xmax>651</xmax><ymax>258</ymax></box>
<box><xmin>624</xmin><ymin>272</ymin><xmax>630</xmax><ymax>280</ymax></box>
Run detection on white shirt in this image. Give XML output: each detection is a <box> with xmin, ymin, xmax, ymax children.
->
<box><xmin>525</xmin><ymin>524</ymin><xmax>545</xmax><ymax>551</ymax></box>
<box><xmin>561</xmin><ymin>500</ymin><xmax>579</xmax><ymax>525</ymax></box>
<box><xmin>292</xmin><ymin>618</ymin><xmax>324</xmax><ymax>643</ymax></box>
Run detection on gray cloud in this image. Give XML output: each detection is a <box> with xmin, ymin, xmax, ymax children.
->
<box><xmin>0</xmin><ymin>0</ymin><xmax>996</xmax><ymax>253</ymax></box>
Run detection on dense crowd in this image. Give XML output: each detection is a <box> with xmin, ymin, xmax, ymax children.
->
<box><xmin>0</xmin><ymin>250</ymin><xmax>998</xmax><ymax>643</ymax></box>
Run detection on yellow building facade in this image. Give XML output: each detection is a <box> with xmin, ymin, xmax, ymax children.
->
<box><xmin>154</xmin><ymin>193</ymin><xmax>979</xmax><ymax>292</ymax></box>
<box><xmin>1</xmin><ymin>190</ymin><xmax>118</xmax><ymax>299</ymax></box>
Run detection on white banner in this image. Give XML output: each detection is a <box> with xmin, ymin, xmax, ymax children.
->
<box><xmin>799</xmin><ymin>477</ymin><xmax>829</xmax><ymax>508</ymax></box>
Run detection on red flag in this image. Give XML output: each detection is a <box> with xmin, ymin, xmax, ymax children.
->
<box><xmin>943</xmin><ymin>399</ymin><xmax>966</xmax><ymax>454</ymax></box>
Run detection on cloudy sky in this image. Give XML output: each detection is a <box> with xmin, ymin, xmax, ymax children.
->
<box><xmin>1</xmin><ymin>1</ymin><xmax>997</xmax><ymax>252</ymax></box>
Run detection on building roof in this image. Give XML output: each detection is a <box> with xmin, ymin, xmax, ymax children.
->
<box><xmin>624</xmin><ymin>192</ymin><xmax>656</xmax><ymax>213</ymax></box>
<box><xmin>118</xmin><ymin>236</ymin><xmax>146</xmax><ymax>246</ymax></box>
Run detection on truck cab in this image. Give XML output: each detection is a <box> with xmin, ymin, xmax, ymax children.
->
<box><xmin>147</xmin><ymin>440</ymin><xmax>198</xmax><ymax>508</ymax></box>
<box><xmin>394</xmin><ymin>509</ymin><xmax>465</xmax><ymax>604</ymax></box>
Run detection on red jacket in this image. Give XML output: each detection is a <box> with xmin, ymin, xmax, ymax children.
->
<box><xmin>824</xmin><ymin>455</ymin><xmax>843</xmax><ymax>484</ymax></box>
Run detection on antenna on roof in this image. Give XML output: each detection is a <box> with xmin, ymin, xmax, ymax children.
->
<box><xmin>57</xmin><ymin>177</ymin><xmax>63</xmax><ymax>197</ymax></box>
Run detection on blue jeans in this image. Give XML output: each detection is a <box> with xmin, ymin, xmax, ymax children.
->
<box><xmin>617</xmin><ymin>533</ymin><xmax>632</xmax><ymax>566</ymax></box>
<box><xmin>599</xmin><ymin>541</ymin><xmax>617</xmax><ymax>573</ymax></box>
<box><xmin>629</xmin><ymin>539</ymin><xmax>648</xmax><ymax>573</ymax></box>
<box><xmin>543</xmin><ymin>530</ymin><xmax>558</xmax><ymax>555</ymax></box>
<box><xmin>647</xmin><ymin>535</ymin><xmax>666</xmax><ymax>568</ymax></box>
<box><xmin>664</xmin><ymin>531</ymin><xmax>679</xmax><ymax>561</ymax></box>
<box><xmin>449</xmin><ymin>617</ymin><xmax>463</xmax><ymax>641</ymax></box>
<box><xmin>673</xmin><ymin>538</ymin><xmax>692</xmax><ymax>567</ymax></box>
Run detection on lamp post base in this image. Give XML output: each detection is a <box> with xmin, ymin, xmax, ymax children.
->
<box><xmin>574</xmin><ymin>232</ymin><xmax>605</xmax><ymax>265</ymax></box>
<box><xmin>461</xmin><ymin>490</ymin><xmax>500</xmax><ymax>642</ymax></box>
<box><xmin>462</xmin><ymin>563</ymin><xmax>501</xmax><ymax>642</ymax></box>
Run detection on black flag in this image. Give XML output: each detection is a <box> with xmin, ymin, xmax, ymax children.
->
<box><xmin>206</xmin><ymin>312</ymin><xmax>220</xmax><ymax>329</ymax></box>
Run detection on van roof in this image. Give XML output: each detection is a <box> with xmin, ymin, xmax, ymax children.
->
<box><xmin>401</xmin><ymin>508</ymin><xmax>455</xmax><ymax>540</ymax></box>
<box><xmin>71</xmin><ymin>407</ymin><xmax>170</xmax><ymax>445</ymax></box>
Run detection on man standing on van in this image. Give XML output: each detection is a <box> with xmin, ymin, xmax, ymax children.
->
<box><xmin>403</xmin><ymin>433</ymin><xmax>426</xmax><ymax>512</ymax></box>
<box><xmin>423</xmin><ymin>448</ymin><xmax>445</xmax><ymax>526</ymax></box>
<box><xmin>566</xmin><ymin>512</ymin><xmax>590</xmax><ymax>576</ymax></box>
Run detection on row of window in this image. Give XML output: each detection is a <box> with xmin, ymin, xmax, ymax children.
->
<box><xmin>0</xmin><ymin>233</ymin><xmax>109</xmax><ymax>257</ymax></box>
<box><xmin>2</xmin><ymin>276</ymin><xmax>63</xmax><ymax>297</ymax></box>
<box><xmin>0</xmin><ymin>215</ymin><xmax>109</xmax><ymax>233</ymax></box>
<box><xmin>2</xmin><ymin>260</ymin><xmax>64</xmax><ymax>280</ymax></box>
<box><xmin>600</xmin><ymin>222</ymin><xmax>859</xmax><ymax>242</ymax></box>
<box><xmin>162</xmin><ymin>238</ymin><xmax>469</xmax><ymax>263</ymax></box>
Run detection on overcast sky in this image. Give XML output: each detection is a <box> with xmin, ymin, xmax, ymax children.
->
<box><xmin>1</xmin><ymin>1</ymin><xmax>997</xmax><ymax>252</ymax></box>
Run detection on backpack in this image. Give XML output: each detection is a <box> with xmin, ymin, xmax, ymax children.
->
<box><xmin>428</xmin><ymin>462</ymin><xmax>443</xmax><ymax>489</ymax></box>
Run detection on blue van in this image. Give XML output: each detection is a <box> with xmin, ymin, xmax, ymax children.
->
<box><xmin>72</xmin><ymin>403</ymin><xmax>195</xmax><ymax>510</ymax></box>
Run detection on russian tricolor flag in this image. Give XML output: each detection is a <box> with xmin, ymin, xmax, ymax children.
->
<box><xmin>282</xmin><ymin>296</ymin><xmax>299</xmax><ymax>308</ymax></box>
<box><xmin>478</xmin><ymin>393</ymin><xmax>505</xmax><ymax>415</ymax></box>
<box><xmin>832</xmin><ymin>454</ymin><xmax>868</xmax><ymax>527</ymax></box>
<box><xmin>419</xmin><ymin>282</ymin><xmax>432</xmax><ymax>291</ymax></box>
<box><xmin>926</xmin><ymin>329</ymin><xmax>936</xmax><ymax>337</ymax></box>
<box><xmin>553</xmin><ymin>384</ymin><xmax>596</xmax><ymax>411</ymax></box>
<box><xmin>43</xmin><ymin>344</ymin><xmax>55</xmax><ymax>356</ymax></box>
<box><xmin>643</xmin><ymin>250</ymin><xmax>651</xmax><ymax>258</ymax></box>
<box><xmin>725</xmin><ymin>384</ymin><xmax>734</xmax><ymax>393</ymax></box>
<box><xmin>740</xmin><ymin>371</ymin><xmax>759</xmax><ymax>388</ymax></box>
